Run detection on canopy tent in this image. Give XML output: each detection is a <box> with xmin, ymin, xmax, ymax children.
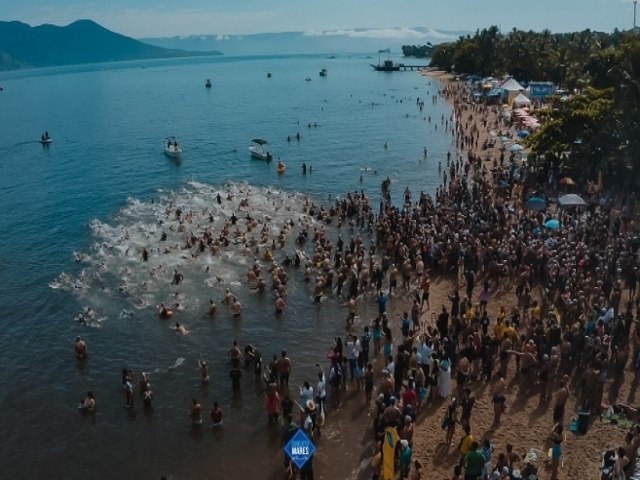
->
<box><xmin>513</xmin><ymin>93</ymin><xmax>531</xmax><ymax>108</ymax></box>
<box><xmin>500</xmin><ymin>78</ymin><xmax>525</xmax><ymax>103</ymax></box>
<box><xmin>500</xmin><ymin>78</ymin><xmax>525</xmax><ymax>92</ymax></box>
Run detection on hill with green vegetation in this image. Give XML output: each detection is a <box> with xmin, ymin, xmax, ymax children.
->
<box><xmin>0</xmin><ymin>19</ymin><xmax>222</xmax><ymax>71</ymax></box>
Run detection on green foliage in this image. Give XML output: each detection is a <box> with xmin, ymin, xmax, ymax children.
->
<box><xmin>426</xmin><ymin>25</ymin><xmax>639</xmax><ymax>186</ymax></box>
<box><xmin>401</xmin><ymin>44</ymin><xmax>434</xmax><ymax>58</ymax></box>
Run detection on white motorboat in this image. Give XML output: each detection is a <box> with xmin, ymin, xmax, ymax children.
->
<box><xmin>165</xmin><ymin>137</ymin><xmax>182</xmax><ymax>158</ymax></box>
<box><xmin>249</xmin><ymin>139</ymin><xmax>272</xmax><ymax>161</ymax></box>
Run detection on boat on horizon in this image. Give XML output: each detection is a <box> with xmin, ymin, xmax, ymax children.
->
<box><xmin>165</xmin><ymin>137</ymin><xmax>182</xmax><ymax>159</ymax></box>
<box><xmin>205</xmin><ymin>79</ymin><xmax>212</xmax><ymax>88</ymax></box>
<box><xmin>371</xmin><ymin>59</ymin><xmax>401</xmax><ymax>72</ymax></box>
<box><xmin>249</xmin><ymin>139</ymin><xmax>272</xmax><ymax>161</ymax></box>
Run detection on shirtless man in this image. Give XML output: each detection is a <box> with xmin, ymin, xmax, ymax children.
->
<box><xmin>276</xmin><ymin>350</ymin><xmax>292</xmax><ymax>389</ymax></box>
<box><xmin>275</xmin><ymin>294</ymin><xmax>286</xmax><ymax>314</ymax></box>
<box><xmin>174</xmin><ymin>322</ymin><xmax>189</xmax><ymax>335</ymax></box>
<box><xmin>189</xmin><ymin>398</ymin><xmax>203</xmax><ymax>426</ymax></box>
<box><xmin>230</xmin><ymin>297</ymin><xmax>242</xmax><ymax>318</ymax></box>
<box><xmin>207</xmin><ymin>299</ymin><xmax>218</xmax><ymax>318</ymax></box>
<box><xmin>198</xmin><ymin>359</ymin><xmax>209</xmax><ymax>385</ymax></box>
<box><xmin>75</xmin><ymin>336</ymin><xmax>87</xmax><ymax>360</ymax></box>
<box><xmin>456</xmin><ymin>355</ymin><xmax>470</xmax><ymax>399</ymax></box>
<box><xmin>553</xmin><ymin>375</ymin><xmax>570</xmax><ymax>424</ymax></box>
<box><xmin>229</xmin><ymin>341</ymin><xmax>242</xmax><ymax>368</ymax></box>
<box><xmin>492</xmin><ymin>375</ymin><xmax>506</xmax><ymax>426</ymax></box>
<box><xmin>378</xmin><ymin>369</ymin><xmax>395</xmax><ymax>402</ymax></box>
<box><xmin>222</xmin><ymin>288</ymin><xmax>234</xmax><ymax>305</ymax></box>
<box><xmin>80</xmin><ymin>391</ymin><xmax>96</xmax><ymax>412</ymax></box>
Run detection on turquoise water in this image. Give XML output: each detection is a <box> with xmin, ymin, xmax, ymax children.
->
<box><xmin>0</xmin><ymin>54</ymin><xmax>452</xmax><ymax>479</ymax></box>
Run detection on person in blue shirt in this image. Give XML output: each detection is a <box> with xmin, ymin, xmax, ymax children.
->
<box><xmin>376</xmin><ymin>291</ymin><xmax>387</xmax><ymax>315</ymax></box>
<box><xmin>399</xmin><ymin>439</ymin><xmax>412</xmax><ymax>479</ymax></box>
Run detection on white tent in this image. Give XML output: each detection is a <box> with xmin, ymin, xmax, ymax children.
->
<box><xmin>501</xmin><ymin>78</ymin><xmax>525</xmax><ymax>93</ymax></box>
<box><xmin>513</xmin><ymin>93</ymin><xmax>531</xmax><ymax>108</ymax></box>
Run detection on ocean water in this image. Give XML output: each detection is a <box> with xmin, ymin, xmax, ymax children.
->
<box><xmin>0</xmin><ymin>54</ymin><xmax>453</xmax><ymax>479</ymax></box>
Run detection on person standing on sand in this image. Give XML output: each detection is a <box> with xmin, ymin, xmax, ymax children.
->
<box><xmin>553</xmin><ymin>375</ymin><xmax>570</xmax><ymax>424</ymax></box>
<box><xmin>492</xmin><ymin>375</ymin><xmax>506</xmax><ymax>426</ymax></box>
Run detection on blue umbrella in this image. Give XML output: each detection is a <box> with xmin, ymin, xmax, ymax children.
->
<box><xmin>509</xmin><ymin>143</ymin><xmax>525</xmax><ymax>152</ymax></box>
<box><xmin>524</xmin><ymin>197</ymin><xmax>546</xmax><ymax>211</ymax></box>
<box><xmin>517</xmin><ymin>130</ymin><xmax>530</xmax><ymax>138</ymax></box>
<box><xmin>544</xmin><ymin>219</ymin><xmax>560</xmax><ymax>230</ymax></box>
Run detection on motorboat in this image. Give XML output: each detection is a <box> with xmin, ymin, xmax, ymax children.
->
<box><xmin>205</xmin><ymin>79</ymin><xmax>212</xmax><ymax>88</ymax></box>
<box><xmin>165</xmin><ymin>137</ymin><xmax>182</xmax><ymax>158</ymax></box>
<box><xmin>319</xmin><ymin>68</ymin><xmax>327</xmax><ymax>77</ymax></box>
<box><xmin>249</xmin><ymin>139</ymin><xmax>272</xmax><ymax>161</ymax></box>
<box><xmin>277</xmin><ymin>160</ymin><xmax>286</xmax><ymax>173</ymax></box>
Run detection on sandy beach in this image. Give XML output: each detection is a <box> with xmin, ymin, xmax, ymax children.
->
<box><xmin>396</xmin><ymin>70</ymin><xmax>630</xmax><ymax>480</ymax></box>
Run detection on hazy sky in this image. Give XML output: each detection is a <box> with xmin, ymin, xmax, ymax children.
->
<box><xmin>3</xmin><ymin>0</ymin><xmax>637</xmax><ymax>38</ymax></box>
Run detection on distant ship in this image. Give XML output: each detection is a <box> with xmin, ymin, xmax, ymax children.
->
<box><xmin>371</xmin><ymin>59</ymin><xmax>401</xmax><ymax>72</ymax></box>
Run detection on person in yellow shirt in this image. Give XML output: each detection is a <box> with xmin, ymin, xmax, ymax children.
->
<box><xmin>458</xmin><ymin>424</ymin><xmax>475</xmax><ymax>460</ymax></box>
<box><xmin>530</xmin><ymin>300</ymin><xmax>541</xmax><ymax>322</ymax></box>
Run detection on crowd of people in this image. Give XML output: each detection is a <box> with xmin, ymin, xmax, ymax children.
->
<box><xmin>74</xmin><ymin>74</ymin><xmax>640</xmax><ymax>480</ymax></box>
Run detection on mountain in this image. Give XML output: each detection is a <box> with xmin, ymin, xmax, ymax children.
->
<box><xmin>0</xmin><ymin>19</ymin><xmax>222</xmax><ymax>71</ymax></box>
<box><xmin>141</xmin><ymin>27</ymin><xmax>469</xmax><ymax>56</ymax></box>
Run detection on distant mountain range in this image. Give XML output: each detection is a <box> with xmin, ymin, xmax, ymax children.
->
<box><xmin>0</xmin><ymin>19</ymin><xmax>221</xmax><ymax>71</ymax></box>
<box><xmin>141</xmin><ymin>27</ymin><xmax>468</xmax><ymax>56</ymax></box>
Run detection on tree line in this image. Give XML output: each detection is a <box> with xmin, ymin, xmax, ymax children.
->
<box><xmin>430</xmin><ymin>27</ymin><xmax>639</xmax><ymax>189</ymax></box>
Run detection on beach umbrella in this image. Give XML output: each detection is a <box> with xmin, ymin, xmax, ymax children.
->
<box><xmin>559</xmin><ymin>177</ymin><xmax>575</xmax><ymax>186</ymax></box>
<box><xmin>500</xmin><ymin>136</ymin><xmax>510</xmax><ymax>142</ymax></box>
<box><xmin>558</xmin><ymin>193</ymin><xmax>586</xmax><ymax>207</ymax></box>
<box><xmin>517</xmin><ymin>130</ymin><xmax>530</xmax><ymax>138</ymax></box>
<box><xmin>509</xmin><ymin>144</ymin><xmax>524</xmax><ymax>152</ymax></box>
<box><xmin>524</xmin><ymin>197</ymin><xmax>546</xmax><ymax>211</ymax></box>
<box><xmin>544</xmin><ymin>219</ymin><xmax>560</xmax><ymax>230</ymax></box>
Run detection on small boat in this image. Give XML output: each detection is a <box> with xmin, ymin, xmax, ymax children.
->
<box><xmin>205</xmin><ymin>79</ymin><xmax>212</xmax><ymax>88</ymax></box>
<box><xmin>249</xmin><ymin>139</ymin><xmax>272</xmax><ymax>161</ymax></box>
<box><xmin>319</xmin><ymin>68</ymin><xmax>327</xmax><ymax>77</ymax></box>
<box><xmin>277</xmin><ymin>160</ymin><xmax>286</xmax><ymax>173</ymax></box>
<box><xmin>267</xmin><ymin>73</ymin><xmax>272</xmax><ymax>78</ymax></box>
<box><xmin>165</xmin><ymin>137</ymin><xmax>182</xmax><ymax>158</ymax></box>
<box><xmin>305</xmin><ymin>77</ymin><xmax>312</xmax><ymax>82</ymax></box>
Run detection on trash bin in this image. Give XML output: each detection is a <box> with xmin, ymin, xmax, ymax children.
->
<box><xmin>577</xmin><ymin>410</ymin><xmax>590</xmax><ymax>434</ymax></box>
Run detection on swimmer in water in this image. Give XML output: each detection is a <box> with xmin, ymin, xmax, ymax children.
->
<box><xmin>174</xmin><ymin>322</ymin><xmax>189</xmax><ymax>335</ymax></box>
<box><xmin>210</xmin><ymin>401</ymin><xmax>223</xmax><ymax>426</ymax></box>
<box><xmin>230</xmin><ymin>297</ymin><xmax>242</xmax><ymax>318</ymax></box>
<box><xmin>171</xmin><ymin>269</ymin><xmax>184</xmax><ymax>285</ymax></box>
<box><xmin>198</xmin><ymin>358</ymin><xmax>209</xmax><ymax>384</ymax></box>
<box><xmin>159</xmin><ymin>303</ymin><xmax>173</xmax><ymax>318</ymax></box>
<box><xmin>80</xmin><ymin>391</ymin><xmax>96</xmax><ymax>412</ymax></box>
<box><xmin>75</xmin><ymin>336</ymin><xmax>88</xmax><ymax>360</ymax></box>
<box><xmin>207</xmin><ymin>299</ymin><xmax>218</xmax><ymax>318</ymax></box>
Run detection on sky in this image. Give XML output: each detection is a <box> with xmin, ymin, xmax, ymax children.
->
<box><xmin>2</xmin><ymin>0</ymin><xmax>638</xmax><ymax>38</ymax></box>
